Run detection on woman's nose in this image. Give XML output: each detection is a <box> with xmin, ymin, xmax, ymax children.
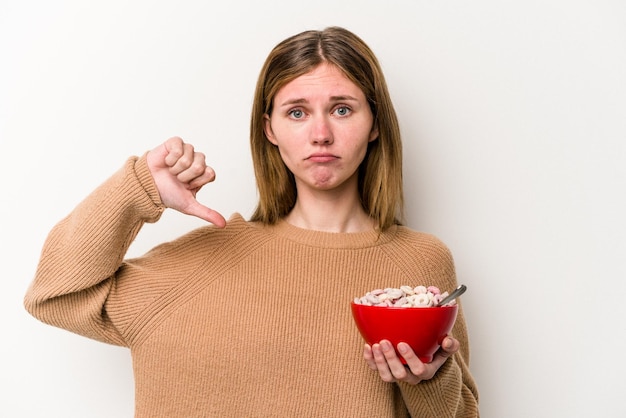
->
<box><xmin>311</xmin><ymin>116</ymin><xmax>334</xmax><ymax>144</ymax></box>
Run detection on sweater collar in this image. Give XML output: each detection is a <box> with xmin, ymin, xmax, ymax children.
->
<box><xmin>264</xmin><ymin>216</ymin><xmax>398</xmax><ymax>249</ymax></box>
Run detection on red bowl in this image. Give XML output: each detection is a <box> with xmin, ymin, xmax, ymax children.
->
<box><xmin>351</xmin><ymin>302</ymin><xmax>458</xmax><ymax>363</ymax></box>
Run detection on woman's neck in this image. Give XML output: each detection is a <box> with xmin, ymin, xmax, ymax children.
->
<box><xmin>284</xmin><ymin>189</ymin><xmax>375</xmax><ymax>233</ymax></box>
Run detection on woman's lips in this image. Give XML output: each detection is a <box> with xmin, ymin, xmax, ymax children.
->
<box><xmin>307</xmin><ymin>153</ymin><xmax>338</xmax><ymax>163</ymax></box>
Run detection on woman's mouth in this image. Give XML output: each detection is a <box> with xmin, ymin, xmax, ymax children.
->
<box><xmin>307</xmin><ymin>153</ymin><xmax>338</xmax><ymax>163</ymax></box>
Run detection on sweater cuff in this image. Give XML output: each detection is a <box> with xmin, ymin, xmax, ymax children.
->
<box><xmin>399</xmin><ymin>358</ymin><xmax>467</xmax><ymax>417</ymax></box>
<box><xmin>132</xmin><ymin>154</ymin><xmax>165</xmax><ymax>221</ymax></box>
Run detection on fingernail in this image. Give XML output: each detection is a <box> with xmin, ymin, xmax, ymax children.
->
<box><xmin>397</xmin><ymin>342</ymin><xmax>409</xmax><ymax>354</ymax></box>
<box><xmin>380</xmin><ymin>340</ymin><xmax>392</xmax><ymax>351</ymax></box>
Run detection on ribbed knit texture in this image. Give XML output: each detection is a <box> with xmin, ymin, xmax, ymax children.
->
<box><xmin>24</xmin><ymin>156</ymin><xmax>479</xmax><ymax>417</ymax></box>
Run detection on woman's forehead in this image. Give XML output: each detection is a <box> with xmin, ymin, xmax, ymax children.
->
<box><xmin>273</xmin><ymin>63</ymin><xmax>364</xmax><ymax>103</ymax></box>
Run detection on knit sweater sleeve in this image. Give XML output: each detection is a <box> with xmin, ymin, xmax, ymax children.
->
<box><xmin>23</xmin><ymin>155</ymin><xmax>165</xmax><ymax>346</ymax></box>
<box><xmin>384</xmin><ymin>231</ymin><xmax>480</xmax><ymax>417</ymax></box>
<box><xmin>398</xmin><ymin>305</ymin><xmax>480</xmax><ymax>417</ymax></box>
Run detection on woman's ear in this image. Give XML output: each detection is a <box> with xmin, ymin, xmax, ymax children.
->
<box><xmin>263</xmin><ymin>114</ymin><xmax>278</xmax><ymax>145</ymax></box>
<box><xmin>369</xmin><ymin>124</ymin><xmax>379</xmax><ymax>142</ymax></box>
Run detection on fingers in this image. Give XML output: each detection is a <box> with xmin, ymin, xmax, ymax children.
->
<box><xmin>163</xmin><ymin>137</ymin><xmax>216</xmax><ymax>187</ymax></box>
<box><xmin>428</xmin><ymin>336</ymin><xmax>459</xmax><ymax>367</ymax></box>
<box><xmin>147</xmin><ymin>137</ymin><xmax>226</xmax><ymax>227</ymax></box>
<box><xmin>369</xmin><ymin>341</ymin><xmax>417</xmax><ymax>384</ymax></box>
<box><xmin>364</xmin><ymin>338</ymin><xmax>460</xmax><ymax>385</ymax></box>
<box><xmin>397</xmin><ymin>342</ymin><xmax>430</xmax><ymax>381</ymax></box>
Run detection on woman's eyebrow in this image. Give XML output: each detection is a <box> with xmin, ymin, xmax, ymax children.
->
<box><xmin>279</xmin><ymin>95</ymin><xmax>359</xmax><ymax>107</ymax></box>
<box><xmin>329</xmin><ymin>95</ymin><xmax>359</xmax><ymax>102</ymax></box>
<box><xmin>279</xmin><ymin>98</ymin><xmax>308</xmax><ymax>107</ymax></box>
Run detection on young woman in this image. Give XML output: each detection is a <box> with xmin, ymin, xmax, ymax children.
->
<box><xmin>25</xmin><ymin>27</ymin><xmax>479</xmax><ymax>417</ymax></box>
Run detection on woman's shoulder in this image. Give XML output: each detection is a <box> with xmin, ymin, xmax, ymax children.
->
<box><xmin>393</xmin><ymin>225</ymin><xmax>450</xmax><ymax>249</ymax></box>
<box><xmin>378</xmin><ymin>225</ymin><xmax>457</xmax><ymax>287</ymax></box>
<box><xmin>384</xmin><ymin>225</ymin><xmax>455</xmax><ymax>265</ymax></box>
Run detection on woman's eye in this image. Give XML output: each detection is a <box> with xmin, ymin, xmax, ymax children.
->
<box><xmin>289</xmin><ymin>109</ymin><xmax>304</xmax><ymax>119</ymax></box>
<box><xmin>334</xmin><ymin>106</ymin><xmax>351</xmax><ymax>116</ymax></box>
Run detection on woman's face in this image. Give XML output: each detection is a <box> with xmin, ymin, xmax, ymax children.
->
<box><xmin>264</xmin><ymin>63</ymin><xmax>378</xmax><ymax>195</ymax></box>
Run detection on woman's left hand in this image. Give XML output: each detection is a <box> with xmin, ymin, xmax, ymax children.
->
<box><xmin>363</xmin><ymin>337</ymin><xmax>460</xmax><ymax>385</ymax></box>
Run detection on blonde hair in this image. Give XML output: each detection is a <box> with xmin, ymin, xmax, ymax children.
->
<box><xmin>249</xmin><ymin>26</ymin><xmax>404</xmax><ymax>230</ymax></box>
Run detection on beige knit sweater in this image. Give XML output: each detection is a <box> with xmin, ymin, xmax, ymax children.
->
<box><xmin>24</xmin><ymin>155</ymin><xmax>479</xmax><ymax>417</ymax></box>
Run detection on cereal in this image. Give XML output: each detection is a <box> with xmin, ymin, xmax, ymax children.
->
<box><xmin>353</xmin><ymin>285</ymin><xmax>454</xmax><ymax>307</ymax></box>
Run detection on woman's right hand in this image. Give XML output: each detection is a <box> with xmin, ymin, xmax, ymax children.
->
<box><xmin>146</xmin><ymin>136</ymin><xmax>226</xmax><ymax>227</ymax></box>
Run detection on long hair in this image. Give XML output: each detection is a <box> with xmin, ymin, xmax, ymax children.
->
<box><xmin>249</xmin><ymin>26</ymin><xmax>404</xmax><ymax>231</ymax></box>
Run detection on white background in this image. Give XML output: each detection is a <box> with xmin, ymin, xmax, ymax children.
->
<box><xmin>2</xmin><ymin>1</ymin><xmax>625</xmax><ymax>417</ymax></box>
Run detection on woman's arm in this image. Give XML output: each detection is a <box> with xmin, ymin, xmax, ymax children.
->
<box><xmin>366</xmin><ymin>237</ymin><xmax>480</xmax><ymax>416</ymax></box>
<box><xmin>394</xmin><ymin>307</ymin><xmax>479</xmax><ymax>417</ymax></box>
<box><xmin>24</xmin><ymin>155</ymin><xmax>165</xmax><ymax>345</ymax></box>
<box><xmin>24</xmin><ymin>137</ymin><xmax>225</xmax><ymax>345</ymax></box>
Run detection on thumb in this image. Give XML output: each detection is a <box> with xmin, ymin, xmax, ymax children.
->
<box><xmin>183</xmin><ymin>201</ymin><xmax>227</xmax><ymax>228</ymax></box>
<box><xmin>440</xmin><ymin>337</ymin><xmax>460</xmax><ymax>355</ymax></box>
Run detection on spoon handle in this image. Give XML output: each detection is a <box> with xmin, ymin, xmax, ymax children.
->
<box><xmin>439</xmin><ymin>284</ymin><xmax>467</xmax><ymax>306</ymax></box>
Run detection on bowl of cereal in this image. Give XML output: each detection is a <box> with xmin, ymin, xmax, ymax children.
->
<box><xmin>351</xmin><ymin>285</ymin><xmax>461</xmax><ymax>363</ymax></box>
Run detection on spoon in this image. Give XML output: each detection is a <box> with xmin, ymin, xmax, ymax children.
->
<box><xmin>438</xmin><ymin>284</ymin><xmax>467</xmax><ymax>306</ymax></box>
